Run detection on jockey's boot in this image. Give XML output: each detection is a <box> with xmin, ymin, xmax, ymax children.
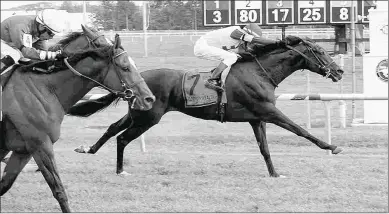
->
<box><xmin>205</xmin><ymin>62</ymin><xmax>228</xmax><ymax>92</ymax></box>
<box><xmin>1</xmin><ymin>55</ymin><xmax>15</xmax><ymax>73</ymax></box>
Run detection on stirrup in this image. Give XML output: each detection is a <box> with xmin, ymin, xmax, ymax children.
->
<box><xmin>205</xmin><ymin>80</ymin><xmax>224</xmax><ymax>92</ymax></box>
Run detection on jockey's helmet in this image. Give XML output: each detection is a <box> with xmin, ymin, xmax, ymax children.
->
<box><xmin>36</xmin><ymin>9</ymin><xmax>63</xmax><ymax>33</ymax></box>
<box><xmin>242</xmin><ymin>23</ymin><xmax>262</xmax><ymax>37</ymax></box>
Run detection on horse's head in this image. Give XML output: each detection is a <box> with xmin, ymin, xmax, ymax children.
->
<box><xmin>291</xmin><ymin>37</ymin><xmax>344</xmax><ymax>82</ymax></box>
<box><xmin>102</xmin><ymin>34</ymin><xmax>155</xmax><ymax>110</ymax></box>
<box><xmin>54</xmin><ymin>25</ymin><xmax>155</xmax><ymax>110</ymax></box>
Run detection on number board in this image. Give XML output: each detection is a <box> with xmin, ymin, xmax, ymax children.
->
<box><xmin>266</xmin><ymin>0</ymin><xmax>294</xmax><ymax>25</ymax></box>
<box><xmin>330</xmin><ymin>1</ymin><xmax>357</xmax><ymax>23</ymax></box>
<box><xmin>203</xmin><ymin>0</ymin><xmax>231</xmax><ymax>26</ymax></box>
<box><xmin>298</xmin><ymin>0</ymin><xmax>326</xmax><ymax>24</ymax></box>
<box><xmin>361</xmin><ymin>0</ymin><xmax>377</xmax><ymax>23</ymax></box>
<box><xmin>202</xmin><ymin>0</ymin><xmax>371</xmax><ymax>27</ymax></box>
<box><xmin>234</xmin><ymin>0</ymin><xmax>262</xmax><ymax>25</ymax></box>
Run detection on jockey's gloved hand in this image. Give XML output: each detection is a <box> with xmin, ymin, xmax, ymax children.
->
<box><xmin>40</xmin><ymin>50</ymin><xmax>61</xmax><ymax>60</ymax></box>
<box><xmin>54</xmin><ymin>50</ymin><xmax>66</xmax><ymax>60</ymax></box>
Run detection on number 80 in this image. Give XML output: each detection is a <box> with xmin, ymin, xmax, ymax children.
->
<box><xmin>239</xmin><ymin>10</ymin><xmax>258</xmax><ymax>22</ymax></box>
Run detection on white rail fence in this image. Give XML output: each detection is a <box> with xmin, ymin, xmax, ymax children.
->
<box><xmin>80</xmin><ymin>93</ymin><xmax>388</xmax><ymax>155</ymax></box>
<box><xmin>104</xmin><ymin>28</ymin><xmax>370</xmax><ymax>41</ymax></box>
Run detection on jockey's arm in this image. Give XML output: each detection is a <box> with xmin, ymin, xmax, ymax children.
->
<box><xmin>230</xmin><ymin>29</ymin><xmax>281</xmax><ymax>45</ymax></box>
<box><xmin>9</xmin><ymin>24</ymin><xmax>56</xmax><ymax>60</ymax></box>
<box><xmin>33</xmin><ymin>40</ymin><xmax>49</xmax><ymax>51</ymax></box>
<box><xmin>8</xmin><ymin>24</ymin><xmax>42</xmax><ymax>60</ymax></box>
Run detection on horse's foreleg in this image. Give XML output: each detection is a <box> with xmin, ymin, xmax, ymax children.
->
<box><xmin>80</xmin><ymin>113</ymin><xmax>133</xmax><ymax>154</ymax></box>
<box><xmin>259</xmin><ymin>103</ymin><xmax>341</xmax><ymax>154</ymax></box>
<box><xmin>250</xmin><ymin>122</ymin><xmax>279</xmax><ymax>177</ymax></box>
<box><xmin>0</xmin><ymin>152</ymin><xmax>31</xmax><ymax>195</ymax></box>
<box><xmin>116</xmin><ymin>125</ymin><xmax>154</xmax><ymax>175</ymax></box>
<box><xmin>32</xmin><ymin>140</ymin><xmax>70</xmax><ymax>213</ymax></box>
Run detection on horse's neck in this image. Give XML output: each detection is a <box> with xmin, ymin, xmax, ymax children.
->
<box><xmin>263</xmin><ymin>48</ymin><xmax>307</xmax><ymax>85</ymax></box>
<box><xmin>32</xmin><ymin>65</ymin><xmax>100</xmax><ymax>111</ymax></box>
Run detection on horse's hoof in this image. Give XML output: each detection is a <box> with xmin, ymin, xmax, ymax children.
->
<box><xmin>332</xmin><ymin>147</ymin><xmax>343</xmax><ymax>154</ymax></box>
<box><xmin>74</xmin><ymin>145</ymin><xmax>90</xmax><ymax>153</ymax></box>
<box><xmin>118</xmin><ymin>171</ymin><xmax>131</xmax><ymax>176</ymax></box>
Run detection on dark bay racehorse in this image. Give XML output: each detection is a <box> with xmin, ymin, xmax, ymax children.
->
<box><xmin>68</xmin><ymin>36</ymin><xmax>344</xmax><ymax>178</ymax></box>
<box><xmin>0</xmin><ymin>25</ymin><xmax>155</xmax><ymax>212</ymax></box>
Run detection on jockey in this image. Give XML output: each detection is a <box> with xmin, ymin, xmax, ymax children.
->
<box><xmin>1</xmin><ymin>9</ymin><xmax>63</xmax><ymax>72</ymax></box>
<box><xmin>194</xmin><ymin>23</ymin><xmax>288</xmax><ymax>92</ymax></box>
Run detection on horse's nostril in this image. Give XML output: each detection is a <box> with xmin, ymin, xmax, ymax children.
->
<box><xmin>145</xmin><ymin>96</ymin><xmax>155</xmax><ymax>104</ymax></box>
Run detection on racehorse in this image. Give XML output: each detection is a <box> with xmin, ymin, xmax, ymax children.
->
<box><xmin>0</xmin><ymin>25</ymin><xmax>155</xmax><ymax>212</ymax></box>
<box><xmin>68</xmin><ymin>36</ymin><xmax>344</xmax><ymax>178</ymax></box>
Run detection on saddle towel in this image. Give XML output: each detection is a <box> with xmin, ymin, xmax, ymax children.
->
<box><xmin>182</xmin><ymin>71</ymin><xmax>218</xmax><ymax>107</ymax></box>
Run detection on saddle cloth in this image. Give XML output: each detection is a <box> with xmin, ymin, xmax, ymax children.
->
<box><xmin>182</xmin><ymin>71</ymin><xmax>218</xmax><ymax>108</ymax></box>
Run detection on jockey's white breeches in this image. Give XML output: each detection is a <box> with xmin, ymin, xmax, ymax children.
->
<box><xmin>194</xmin><ymin>37</ymin><xmax>240</xmax><ymax>87</ymax></box>
<box><xmin>1</xmin><ymin>40</ymin><xmax>22</xmax><ymax>63</ymax></box>
<box><xmin>194</xmin><ymin>37</ymin><xmax>239</xmax><ymax>67</ymax></box>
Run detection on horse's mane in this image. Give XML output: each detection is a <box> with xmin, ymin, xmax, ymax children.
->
<box><xmin>20</xmin><ymin>46</ymin><xmax>113</xmax><ymax>74</ymax></box>
<box><xmin>49</xmin><ymin>31</ymin><xmax>84</xmax><ymax>51</ymax></box>
<box><xmin>250</xmin><ymin>35</ymin><xmax>308</xmax><ymax>57</ymax></box>
<box><xmin>250</xmin><ymin>43</ymin><xmax>284</xmax><ymax>57</ymax></box>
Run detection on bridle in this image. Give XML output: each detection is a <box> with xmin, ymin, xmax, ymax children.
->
<box><xmin>285</xmin><ymin>42</ymin><xmax>336</xmax><ymax>79</ymax></box>
<box><xmin>60</xmin><ymin>34</ymin><xmax>144</xmax><ymax>101</ymax></box>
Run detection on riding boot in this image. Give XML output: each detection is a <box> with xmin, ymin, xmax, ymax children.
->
<box><xmin>205</xmin><ymin>62</ymin><xmax>228</xmax><ymax>92</ymax></box>
<box><xmin>1</xmin><ymin>55</ymin><xmax>15</xmax><ymax>73</ymax></box>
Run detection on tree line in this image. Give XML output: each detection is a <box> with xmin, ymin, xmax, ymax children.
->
<box><xmin>4</xmin><ymin>0</ymin><xmax>205</xmax><ymax>31</ymax></box>
<box><xmin>6</xmin><ymin>1</ymin><xmax>325</xmax><ymax>31</ymax></box>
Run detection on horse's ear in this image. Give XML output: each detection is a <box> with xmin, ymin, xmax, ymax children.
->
<box><xmin>114</xmin><ymin>34</ymin><xmax>121</xmax><ymax>48</ymax></box>
<box><xmin>82</xmin><ymin>24</ymin><xmax>98</xmax><ymax>40</ymax></box>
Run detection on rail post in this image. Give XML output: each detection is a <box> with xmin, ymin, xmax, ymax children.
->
<box><xmin>306</xmin><ymin>71</ymin><xmax>311</xmax><ymax>129</ymax></box>
<box><xmin>338</xmin><ymin>54</ymin><xmax>347</xmax><ymax>128</ymax></box>
<box><xmin>140</xmin><ymin>134</ymin><xmax>146</xmax><ymax>152</ymax></box>
<box><xmin>143</xmin><ymin>1</ymin><xmax>148</xmax><ymax>57</ymax></box>
<box><xmin>323</xmin><ymin>101</ymin><xmax>332</xmax><ymax>156</ymax></box>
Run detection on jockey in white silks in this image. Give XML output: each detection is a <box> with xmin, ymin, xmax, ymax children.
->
<box><xmin>1</xmin><ymin>9</ymin><xmax>63</xmax><ymax>72</ymax></box>
<box><xmin>194</xmin><ymin>23</ymin><xmax>287</xmax><ymax>92</ymax></box>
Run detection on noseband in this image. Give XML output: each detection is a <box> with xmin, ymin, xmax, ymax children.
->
<box><xmin>286</xmin><ymin>43</ymin><xmax>336</xmax><ymax>79</ymax></box>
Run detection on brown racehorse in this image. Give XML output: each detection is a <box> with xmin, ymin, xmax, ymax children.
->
<box><xmin>68</xmin><ymin>36</ymin><xmax>344</xmax><ymax>178</ymax></box>
<box><xmin>0</xmin><ymin>26</ymin><xmax>155</xmax><ymax>212</ymax></box>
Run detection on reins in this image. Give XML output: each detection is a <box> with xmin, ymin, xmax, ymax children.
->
<box><xmin>56</xmin><ymin>33</ymin><xmax>144</xmax><ymax>101</ymax></box>
<box><xmin>63</xmin><ymin>49</ymin><xmax>141</xmax><ymax>99</ymax></box>
<box><xmin>252</xmin><ymin>57</ymin><xmax>279</xmax><ymax>88</ymax></box>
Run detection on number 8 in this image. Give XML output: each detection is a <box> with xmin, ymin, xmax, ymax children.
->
<box><xmin>339</xmin><ymin>8</ymin><xmax>349</xmax><ymax>20</ymax></box>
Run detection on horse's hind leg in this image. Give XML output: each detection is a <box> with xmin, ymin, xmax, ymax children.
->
<box><xmin>250</xmin><ymin>122</ymin><xmax>279</xmax><ymax>177</ymax></box>
<box><xmin>0</xmin><ymin>152</ymin><xmax>31</xmax><ymax>195</ymax></box>
<box><xmin>32</xmin><ymin>140</ymin><xmax>70</xmax><ymax>212</ymax></box>
<box><xmin>259</xmin><ymin>103</ymin><xmax>341</xmax><ymax>154</ymax></box>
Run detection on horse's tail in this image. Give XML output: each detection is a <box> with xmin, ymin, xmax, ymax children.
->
<box><xmin>67</xmin><ymin>93</ymin><xmax>120</xmax><ymax>117</ymax></box>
